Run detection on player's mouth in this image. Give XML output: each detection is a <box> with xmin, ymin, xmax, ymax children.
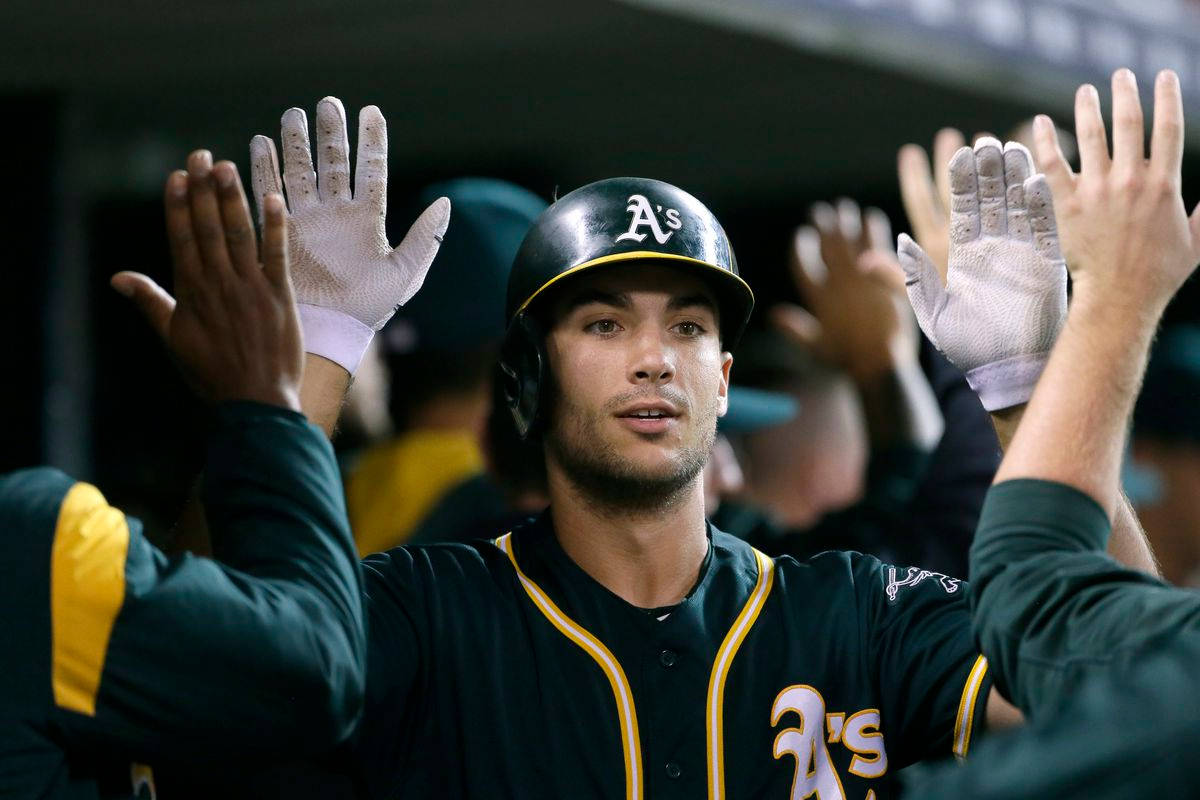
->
<box><xmin>615</xmin><ymin>402</ymin><xmax>681</xmax><ymax>434</ymax></box>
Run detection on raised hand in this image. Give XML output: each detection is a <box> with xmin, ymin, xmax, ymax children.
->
<box><xmin>111</xmin><ymin>151</ymin><xmax>302</xmax><ymax>410</ymax></box>
<box><xmin>249</xmin><ymin>97</ymin><xmax>450</xmax><ymax>375</ymax></box>
<box><xmin>1032</xmin><ymin>68</ymin><xmax>1200</xmax><ymax>311</ymax></box>
<box><xmin>773</xmin><ymin>199</ymin><xmax>917</xmax><ymax>383</ymax></box>
<box><xmin>897</xmin><ymin>138</ymin><xmax>1067</xmax><ymax>411</ymax></box>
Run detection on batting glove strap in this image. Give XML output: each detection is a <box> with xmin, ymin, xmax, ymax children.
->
<box><xmin>297</xmin><ymin>303</ymin><xmax>374</xmax><ymax>376</ymax></box>
<box><xmin>965</xmin><ymin>352</ymin><xmax>1049</xmax><ymax>411</ymax></box>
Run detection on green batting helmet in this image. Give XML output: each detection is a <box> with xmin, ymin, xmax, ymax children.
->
<box><xmin>499</xmin><ymin>177</ymin><xmax>754</xmax><ymax>439</ymax></box>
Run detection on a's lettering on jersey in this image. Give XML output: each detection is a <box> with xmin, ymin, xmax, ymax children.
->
<box><xmin>884</xmin><ymin>566</ymin><xmax>961</xmax><ymax>602</ymax></box>
<box><xmin>771</xmin><ymin>685</ymin><xmax>888</xmax><ymax>799</ymax></box>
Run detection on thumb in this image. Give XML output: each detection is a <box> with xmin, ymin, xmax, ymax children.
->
<box><xmin>111</xmin><ymin>271</ymin><xmax>175</xmax><ymax>341</ymax></box>
<box><xmin>390</xmin><ymin>196</ymin><xmax>451</xmax><ymax>308</ymax></box>
<box><xmin>857</xmin><ymin>250</ymin><xmax>906</xmax><ymax>294</ymax></box>
<box><xmin>896</xmin><ymin>234</ymin><xmax>945</xmax><ymax>345</ymax></box>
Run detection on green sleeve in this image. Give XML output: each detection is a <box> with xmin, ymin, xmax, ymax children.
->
<box><xmin>969</xmin><ymin>478</ymin><xmax>1200</xmax><ymax>716</ymax></box>
<box><xmin>52</xmin><ymin>402</ymin><xmax>365</xmax><ymax>759</ymax></box>
<box><xmin>854</xmin><ymin>554</ymin><xmax>992</xmax><ymax>766</ymax></box>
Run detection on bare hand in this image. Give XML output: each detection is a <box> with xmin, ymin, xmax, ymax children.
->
<box><xmin>1033</xmin><ymin>69</ymin><xmax>1200</xmax><ymax>311</ymax></box>
<box><xmin>111</xmin><ymin>150</ymin><xmax>303</xmax><ymax>411</ymax></box>
<box><xmin>773</xmin><ymin>199</ymin><xmax>918</xmax><ymax>383</ymax></box>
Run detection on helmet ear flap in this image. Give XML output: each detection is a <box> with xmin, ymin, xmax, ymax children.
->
<box><xmin>499</xmin><ymin>313</ymin><xmax>545</xmax><ymax>440</ymax></box>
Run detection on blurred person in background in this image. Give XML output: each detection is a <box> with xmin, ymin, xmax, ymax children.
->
<box><xmin>1127</xmin><ymin>324</ymin><xmax>1200</xmax><ymax>586</ymax></box>
<box><xmin>1</xmin><ymin>154</ymin><xmax>364</xmax><ymax>799</ymax></box>
<box><xmin>343</xmin><ymin>177</ymin><xmax>546</xmax><ymax>555</ymax></box>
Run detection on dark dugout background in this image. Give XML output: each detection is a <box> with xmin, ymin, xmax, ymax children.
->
<box><xmin>3</xmin><ymin>0</ymin><xmax>1199</xmax><ymax>534</ymax></box>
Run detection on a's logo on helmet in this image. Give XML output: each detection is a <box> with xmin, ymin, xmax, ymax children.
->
<box><xmin>615</xmin><ymin>194</ymin><xmax>683</xmax><ymax>245</ymax></box>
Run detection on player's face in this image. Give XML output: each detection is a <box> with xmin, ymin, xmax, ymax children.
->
<box><xmin>542</xmin><ymin>263</ymin><xmax>732</xmax><ymax>508</ymax></box>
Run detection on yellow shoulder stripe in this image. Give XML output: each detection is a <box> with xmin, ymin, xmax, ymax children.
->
<box><xmin>707</xmin><ymin>548</ymin><xmax>775</xmax><ymax>800</ymax></box>
<box><xmin>51</xmin><ymin>482</ymin><xmax>130</xmax><ymax>716</ymax></box>
<box><xmin>953</xmin><ymin>654</ymin><xmax>989</xmax><ymax>758</ymax></box>
<box><xmin>495</xmin><ymin>533</ymin><xmax>643</xmax><ymax>800</ymax></box>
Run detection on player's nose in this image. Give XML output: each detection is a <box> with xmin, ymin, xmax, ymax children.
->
<box><xmin>628</xmin><ymin>328</ymin><xmax>676</xmax><ymax>385</ymax></box>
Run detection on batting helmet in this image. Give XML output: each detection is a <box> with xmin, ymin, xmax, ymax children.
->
<box><xmin>499</xmin><ymin>177</ymin><xmax>754</xmax><ymax>439</ymax></box>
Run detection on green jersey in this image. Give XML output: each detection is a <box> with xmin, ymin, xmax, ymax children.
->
<box><xmin>0</xmin><ymin>403</ymin><xmax>365</xmax><ymax>800</ymax></box>
<box><xmin>243</xmin><ymin>509</ymin><xmax>991</xmax><ymax>799</ymax></box>
<box><xmin>910</xmin><ymin>479</ymin><xmax>1200</xmax><ymax>798</ymax></box>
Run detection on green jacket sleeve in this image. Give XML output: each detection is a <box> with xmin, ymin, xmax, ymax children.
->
<box><xmin>29</xmin><ymin>402</ymin><xmax>364</xmax><ymax>761</ymax></box>
<box><xmin>969</xmin><ymin>478</ymin><xmax>1200</xmax><ymax>716</ymax></box>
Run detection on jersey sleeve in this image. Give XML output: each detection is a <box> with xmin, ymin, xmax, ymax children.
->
<box><xmin>853</xmin><ymin>553</ymin><xmax>993</xmax><ymax>766</ymax></box>
<box><xmin>2</xmin><ymin>402</ymin><xmax>365</xmax><ymax>761</ymax></box>
<box><xmin>969</xmin><ymin>478</ymin><xmax>1200</xmax><ymax>716</ymax></box>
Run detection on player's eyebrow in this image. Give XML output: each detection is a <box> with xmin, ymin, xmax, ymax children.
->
<box><xmin>667</xmin><ymin>293</ymin><xmax>718</xmax><ymax>317</ymax></box>
<box><xmin>561</xmin><ymin>289</ymin><xmax>631</xmax><ymax>313</ymax></box>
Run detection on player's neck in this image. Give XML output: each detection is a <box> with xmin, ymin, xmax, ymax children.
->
<box><xmin>547</xmin><ymin>475</ymin><xmax>709</xmax><ymax>610</ymax></box>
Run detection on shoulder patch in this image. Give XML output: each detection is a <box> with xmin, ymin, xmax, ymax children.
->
<box><xmin>884</xmin><ymin>566</ymin><xmax>961</xmax><ymax>602</ymax></box>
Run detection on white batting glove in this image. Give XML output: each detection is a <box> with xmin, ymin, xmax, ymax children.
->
<box><xmin>249</xmin><ymin>97</ymin><xmax>450</xmax><ymax>375</ymax></box>
<box><xmin>897</xmin><ymin>138</ymin><xmax>1067</xmax><ymax>411</ymax></box>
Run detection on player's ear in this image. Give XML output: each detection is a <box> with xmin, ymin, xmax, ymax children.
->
<box><xmin>716</xmin><ymin>353</ymin><xmax>733</xmax><ymax>417</ymax></box>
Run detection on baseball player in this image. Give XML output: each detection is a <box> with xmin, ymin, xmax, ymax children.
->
<box><xmin>1</xmin><ymin>154</ymin><xmax>365</xmax><ymax>799</ymax></box>
<box><xmin>905</xmin><ymin>67</ymin><xmax>1200</xmax><ymax>798</ymax></box>
<box><xmin>174</xmin><ymin>95</ymin><xmax>1159</xmax><ymax>797</ymax></box>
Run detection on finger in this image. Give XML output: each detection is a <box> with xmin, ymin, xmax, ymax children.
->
<box><xmin>280</xmin><ymin>107</ymin><xmax>318</xmax><ymax>213</ymax></box>
<box><xmin>260</xmin><ymin>193</ymin><xmax>291</xmax><ymax>292</ymax></box>
<box><xmin>948</xmin><ymin>146</ymin><xmax>981</xmax><ymax>244</ymax></box>
<box><xmin>897</xmin><ymin>144</ymin><xmax>943</xmax><ymax>242</ymax></box>
<box><xmin>1111</xmin><ymin>69</ymin><xmax>1146</xmax><ymax>168</ymax></box>
<box><xmin>354</xmin><ymin>105</ymin><xmax>388</xmax><ymax>208</ymax></box>
<box><xmin>771</xmin><ymin>304</ymin><xmax>825</xmax><ymax>357</ymax></box>
<box><xmin>1003</xmin><ymin>141</ymin><xmax>1034</xmax><ymax>241</ymax></box>
<box><xmin>163</xmin><ymin>169</ymin><xmax>203</xmax><ymax>289</ymax></box>
<box><xmin>1074</xmin><ymin>84</ymin><xmax>1111</xmax><ymax>174</ymax></box>
<box><xmin>249</xmin><ymin>134</ymin><xmax>284</xmax><ymax>226</ymax></box>
<box><xmin>974</xmin><ymin>137</ymin><xmax>1007</xmax><ymax>237</ymax></box>
<box><xmin>933</xmin><ymin>127</ymin><xmax>966</xmax><ymax>211</ymax></box>
<box><xmin>186</xmin><ymin>150</ymin><xmax>233</xmax><ymax>276</ymax></box>
<box><xmin>110</xmin><ymin>272</ymin><xmax>176</xmax><ymax>341</ymax></box>
<box><xmin>791</xmin><ymin>225</ymin><xmax>827</xmax><ymax>295</ymax></box>
<box><xmin>863</xmin><ymin>207</ymin><xmax>894</xmax><ymax>254</ymax></box>
<box><xmin>213</xmin><ymin>161</ymin><xmax>259</xmax><ymax>277</ymax></box>
<box><xmin>835</xmin><ymin>198</ymin><xmax>864</xmax><ymax>252</ymax></box>
<box><xmin>315</xmin><ymin>96</ymin><xmax>351</xmax><ymax>204</ymax></box>
<box><xmin>1151</xmin><ymin>69</ymin><xmax>1185</xmax><ymax>176</ymax></box>
<box><xmin>811</xmin><ymin>201</ymin><xmax>853</xmax><ymax>275</ymax></box>
<box><xmin>389</xmin><ymin>197</ymin><xmax>452</xmax><ymax>309</ymax></box>
<box><xmin>896</xmin><ymin>233</ymin><xmax>946</xmax><ymax>345</ymax></box>
<box><xmin>1024</xmin><ymin>175</ymin><xmax>1063</xmax><ymax>263</ymax></box>
<box><xmin>857</xmin><ymin>250</ymin><xmax>906</xmax><ymax>293</ymax></box>
<box><xmin>1032</xmin><ymin>114</ymin><xmax>1075</xmax><ymax>198</ymax></box>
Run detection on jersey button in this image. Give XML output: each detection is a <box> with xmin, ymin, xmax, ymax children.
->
<box><xmin>665</xmin><ymin>762</ymin><xmax>682</xmax><ymax>779</ymax></box>
<box><xmin>659</xmin><ymin>649</ymin><xmax>678</xmax><ymax>668</ymax></box>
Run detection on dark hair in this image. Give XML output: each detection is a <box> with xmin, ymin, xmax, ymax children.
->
<box><xmin>384</xmin><ymin>347</ymin><xmax>498</xmax><ymax>431</ymax></box>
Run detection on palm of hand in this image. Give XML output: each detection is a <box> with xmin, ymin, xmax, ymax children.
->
<box><xmin>287</xmin><ymin>202</ymin><xmax>405</xmax><ymax>323</ymax></box>
<box><xmin>816</xmin><ymin>267</ymin><xmax>915</xmax><ymax>372</ymax></box>
<box><xmin>933</xmin><ymin>237</ymin><xmax>1066</xmax><ymax>368</ymax></box>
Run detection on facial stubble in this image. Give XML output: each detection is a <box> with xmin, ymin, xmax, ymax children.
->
<box><xmin>544</xmin><ymin>378</ymin><xmax>717</xmax><ymax>515</ymax></box>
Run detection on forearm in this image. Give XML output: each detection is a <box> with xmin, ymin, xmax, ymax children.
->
<box><xmin>301</xmin><ymin>353</ymin><xmax>353</xmax><ymax>437</ymax></box>
<box><xmin>995</xmin><ymin>294</ymin><xmax>1158</xmax><ymax>515</ymax></box>
<box><xmin>990</xmin><ymin>403</ymin><xmax>1159</xmax><ymax>576</ymax></box>
<box><xmin>856</xmin><ymin>359</ymin><xmax>944</xmax><ymax>453</ymax></box>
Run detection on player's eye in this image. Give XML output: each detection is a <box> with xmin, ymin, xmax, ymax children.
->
<box><xmin>585</xmin><ymin>319</ymin><xmax>620</xmax><ymax>335</ymax></box>
<box><xmin>674</xmin><ymin>320</ymin><xmax>706</xmax><ymax>337</ymax></box>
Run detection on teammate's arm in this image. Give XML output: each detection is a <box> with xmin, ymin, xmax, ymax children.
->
<box><xmin>774</xmin><ymin>200</ymin><xmax>943</xmax><ymax>467</ymax></box>
<box><xmin>34</xmin><ymin>153</ymin><xmax>366</xmax><ymax>757</ymax></box>
<box><xmin>970</xmin><ymin>68</ymin><xmax>1200</xmax><ymax>712</ymax></box>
